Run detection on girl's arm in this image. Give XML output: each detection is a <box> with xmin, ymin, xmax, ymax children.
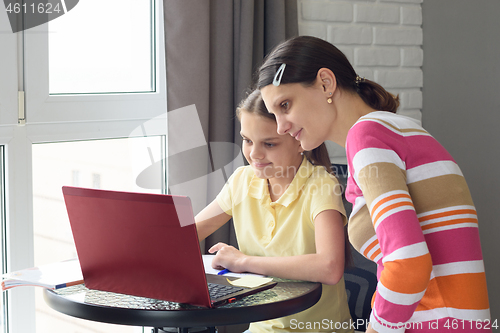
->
<box><xmin>209</xmin><ymin>209</ymin><xmax>345</xmax><ymax>285</ymax></box>
<box><xmin>195</xmin><ymin>199</ymin><xmax>232</xmax><ymax>241</ymax></box>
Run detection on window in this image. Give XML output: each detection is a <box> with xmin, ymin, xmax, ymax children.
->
<box><xmin>0</xmin><ymin>0</ymin><xmax>167</xmax><ymax>331</ymax></box>
<box><xmin>33</xmin><ymin>137</ymin><xmax>164</xmax><ymax>333</ymax></box>
<box><xmin>0</xmin><ymin>147</ymin><xmax>6</xmax><ymax>333</ymax></box>
<box><xmin>48</xmin><ymin>0</ymin><xmax>155</xmax><ymax>94</ymax></box>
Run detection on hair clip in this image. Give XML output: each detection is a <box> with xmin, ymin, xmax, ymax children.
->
<box><xmin>273</xmin><ymin>63</ymin><xmax>287</xmax><ymax>86</ymax></box>
<box><xmin>355</xmin><ymin>75</ymin><xmax>365</xmax><ymax>86</ymax></box>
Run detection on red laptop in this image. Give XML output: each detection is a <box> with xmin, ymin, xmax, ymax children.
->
<box><xmin>62</xmin><ymin>186</ymin><xmax>276</xmax><ymax>307</ymax></box>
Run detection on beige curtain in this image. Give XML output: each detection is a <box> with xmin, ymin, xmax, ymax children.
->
<box><xmin>164</xmin><ymin>0</ymin><xmax>298</xmax><ymax>253</ymax></box>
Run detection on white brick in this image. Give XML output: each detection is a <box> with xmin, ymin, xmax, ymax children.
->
<box><xmin>298</xmin><ymin>0</ymin><xmax>423</xmax><ymax>129</ymax></box>
<box><xmin>401</xmin><ymin>6</ymin><xmax>422</xmax><ymax>25</ymax></box>
<box><xmin>374</xmin><ymin>27</ymin><xmax>422</xmax><ymax>45</ymax></box>
<box><xmin>299</xmin><ymin>22</ymin><xmax>327</xmax><ymax>40</ymax></box>
<box><xmin>301</xmin><ymin>1</ymin><xmax>353</xmax><ymax>22</ymax></box>
<box><xmin>401</xmin><ymin>47</ymin><xmax>423</xmax><ymax>67</ymax></box>
<box><xmin>337</xmin><ymin>46</ymin><xmax>354</xmax><ymax>64</ymax></box>
<box><xmin>355</xmin><ymin>47</ymin><xmax>400</xmax><ymax>66</ymax></box>
<box><xmin>328</xmin><ymin>25</ymin><xmax>372</xmax><ymax>45</ymax></box>
<box><xmin>354</xmin><ymin>68</ymin><xmax>374</xmax><ymax>81</ymax></box>
<box><xmin>399</xmin><ymin>90</ymin><xmax>423</xmax><ymax>109</ymax></box>
<box><xmin>355</xmin><ymin>4</ymin><xmax>399</xmax><ymax>24</ymax></box>
<box><xmin>375</xmin><ymin>69</ymin><xmax>423</xmax><ymax>88</ymax></box>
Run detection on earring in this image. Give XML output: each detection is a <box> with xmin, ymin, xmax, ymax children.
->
<box><xmin>327</xmin><ymin>97</ymin><xmax>333</xmax><ymax>104</ymax></box>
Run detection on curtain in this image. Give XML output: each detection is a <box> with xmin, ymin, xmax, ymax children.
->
<box><xmin>164</xmin><ymin>0</ymin><xmax>298</xmax><ymax>252</ymax></box>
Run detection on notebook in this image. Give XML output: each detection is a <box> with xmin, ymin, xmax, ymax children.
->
<box><xmin>62</xmin><ymin>186</ymin><xmax>276</xmax><ymax>308</ymax></box>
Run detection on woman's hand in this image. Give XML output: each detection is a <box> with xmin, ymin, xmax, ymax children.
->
<box><xmin>208</xmin><ymin>242</ymin><xmax>248</xmax><ymax>273</ymax></box>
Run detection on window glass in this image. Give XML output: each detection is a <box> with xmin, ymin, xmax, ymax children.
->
<box><xmin>32</xmin><ymin>137</ymin><xmax>163</xmax><ymax>332</ymax></box>
<box><xmin>0</xmin><ymin>146</ymin><xmax>6</xmax><ymax>333</ymax></box>
<box><xmin>48</xmin><ymin>0</ymin><xmax>154</xmax><ymax>94</ymax></box>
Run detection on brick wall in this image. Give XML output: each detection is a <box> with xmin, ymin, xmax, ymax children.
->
<box><xmin>297</xmin><ymin>0</ymin><xmax>423</xmax><ymax>162</ymax></box>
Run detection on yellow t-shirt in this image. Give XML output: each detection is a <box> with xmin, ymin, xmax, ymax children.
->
<box><xmin>216</xmin><ymin>158</ymin><xmax>353</xmax><ymax>333</ymax></box>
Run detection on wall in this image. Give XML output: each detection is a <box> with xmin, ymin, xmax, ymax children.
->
<box><xmin>422</xmin><ymin>0</ymin><xmax>500</xmax><ymax>320</ymax></box>
<box><xmin>297</xmin><ymin>0</ymin><xmax>423</xmax><ymax>163</ymax></box>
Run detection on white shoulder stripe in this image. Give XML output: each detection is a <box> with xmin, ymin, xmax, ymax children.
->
<box><xmin>377</xmin><ymin>281</ymin><xmax>426</xmax><ymax>306</ymax></box>
<box><xmin>407</xmin><ymin>160</ymin><xmax>463</xmax><ymax>184</ymax></box>
<box><xmin>356</xmin><ymin>117</ymin><xmax>431</xmax><ymax>137</ymax></box>
<box><xmin>383</xmin><ymin>242</ymin><xmax>429</xmax><ymax>263</ymax></box>
<box><xmin>352</xmin><ymin>148</ymin><xmax>405</xmax><ymax>183</ymax></box>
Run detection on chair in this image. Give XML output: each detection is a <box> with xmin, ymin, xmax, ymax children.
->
<box><xmin>333</xmin><ymin>164</ymin><xmax>378</xmax><ymax>332</ymax></box>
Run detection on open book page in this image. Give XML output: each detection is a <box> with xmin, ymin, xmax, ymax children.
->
<box><xmin>202</xmin><ymin>254</ymin><xmax>266</xmax><ymax>278</ymax></box>
<box><xmin>1</xmin><ymin>258</ymin><xmax>84</xmax><ymax>291</ymax></box>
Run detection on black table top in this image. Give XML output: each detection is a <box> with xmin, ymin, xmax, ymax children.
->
<box><xmin>43</xmin><ymin>279</ymin><xmax>322</xmax><ymax>329</ymax></box>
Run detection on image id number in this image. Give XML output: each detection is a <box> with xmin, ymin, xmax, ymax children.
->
<box><xmin>6</xmin><ymin>2</ymin><xmax>63</xmax><ymax>14</ymax></box>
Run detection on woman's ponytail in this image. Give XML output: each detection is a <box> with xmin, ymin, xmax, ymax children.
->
<box><xmin>356</xmin><ymin>78</ymin><xmax>399</xmax><ymax>113</ymax></box>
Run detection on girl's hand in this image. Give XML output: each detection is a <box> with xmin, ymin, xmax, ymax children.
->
<box><xmin>208</xmin><ymin>242</ymin><xmax>247</xmax><ymax>273</ymax></box>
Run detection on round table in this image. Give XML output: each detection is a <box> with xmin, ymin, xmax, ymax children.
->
<box><xmin>44</xmin><ymin>279</ymin><xmax>322</xmax><ymax>332</ymax></box>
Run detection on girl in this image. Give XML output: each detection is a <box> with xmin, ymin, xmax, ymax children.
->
<box><xmin>195</xmin><ymin>90</ymin><xmax>353</xmax><ymax>333</ymax></box>
<box><xmin>256</xmin><ymin>35</ymin><xmax>491</xmax><ymax>333</ymax></box>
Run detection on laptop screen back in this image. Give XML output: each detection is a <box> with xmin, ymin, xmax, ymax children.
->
<box><xmin>62</xmin><ymin>186</ymin><xmax>212</xmax><ymax>307</ymax></box>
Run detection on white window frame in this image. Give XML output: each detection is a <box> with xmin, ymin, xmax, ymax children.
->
<box><xmin>0</xmin><ymin>1</ymin><xmax>167</xmax><ymax>331</ymax></box>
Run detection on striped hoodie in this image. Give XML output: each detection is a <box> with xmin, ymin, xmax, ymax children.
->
<box><xmin>345</xmin><ymin>112</ymin><xmax>491</xmax><ymax>333</ymax></box>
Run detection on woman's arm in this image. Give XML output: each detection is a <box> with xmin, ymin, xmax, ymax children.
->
<box><xmin>209</xmin><ymin>209</ymin><xmax>346</xmax><ymax>285</ymax></box>
<box><xmin>195</xmin><ymin>199</ymin><xmax>232</xmax><ymax>241</ymax></box>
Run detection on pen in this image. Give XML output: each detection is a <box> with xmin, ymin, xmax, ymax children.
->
<box><xmin>217</xmin><ymin>268</ymin><xmax>231</xmax><ymax>275</ymax></box>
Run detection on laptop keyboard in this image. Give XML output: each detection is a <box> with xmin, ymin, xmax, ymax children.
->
<box><xmin>208</xmin><ymin>282</ymin><xmax>244</xmax><ymax>299</ymax></box>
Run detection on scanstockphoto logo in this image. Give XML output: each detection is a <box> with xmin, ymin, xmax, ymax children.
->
<box><xmin>3</xmin><ymin>0</ymin><xmax>79</xmax><ymax>33</ymax></box>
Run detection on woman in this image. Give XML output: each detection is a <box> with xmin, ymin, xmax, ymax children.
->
<box><xmin>195</xmin><ymin>90</ymin><xmax>353</xmax><ymax>333</ymax></box>
<box><xmin>256</xmin><ymin>35</ymin><xmax>491</xmax><ymax>333</ymax></box>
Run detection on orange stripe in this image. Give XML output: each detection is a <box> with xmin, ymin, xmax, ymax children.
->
<box><xmin>381</xmin><ymin>255</ymin><xmax>432</xmax><ymax>294</ymax></box>
<box><xmin>370</xmin><ymin>248</ymin><xmax>382</xmax><ymax>261</ymax></box>
<box><xmin>433</xmin><ymin>273</ymin><xmax>490</xmax><ymax>310</ymax></box>
<box><xmin>418</xmin><ymin>209</ymin><xmax>477</xmax><ymax>222</ymax></box>
<box><xmin>370</xmin><ymin>193</ymin><xmax>411</xmax><ymax>219</ymax></box>
<box><xmin>373</xmin><ymin>201</ymin><xmax>414</xmax><ymax>227</ymax></box>
<box><xmin>363</xmin><ymin>239</ymin><xmax>379</xmax><ymax>257</ymax></box>
<box><xmin>415</xmin><ymin>278</ymin><xmax>446</xmax><ymax>311</ymax></box>
<box><xmin>421</xmin><ymin>218</ymin><xmax>478</xmax><ymax>231</ymax></box>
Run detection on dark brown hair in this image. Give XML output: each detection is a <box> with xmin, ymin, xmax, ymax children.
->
<box><xmin>237</xmin><ymin>89</ymin><xmax>334</xmax><ymax>174</ymax></box>
<box><xmin>255</xmin><ymin>35</ymin><xmax>399</xmax><ymax>113</ymax></box>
